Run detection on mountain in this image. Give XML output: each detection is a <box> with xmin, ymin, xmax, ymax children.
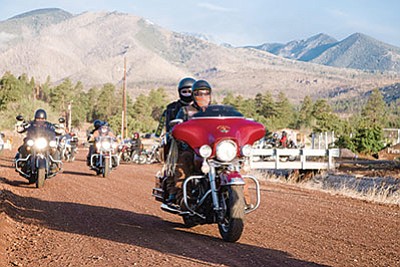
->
<box><xmin>249</xmin><ymin>33</ymin><xmax>338</xmax><ymax>61</ymax></box>
<box><xmin>0</xmin><ymin>8</ymin><xmax>72</xmax><ymax>50</ymax></box>
<box><xmin>248</xmin><ymin>33</ymin><xmax>400</xmax><ymax>73</ymax></box>
<box><xmin>0</xmin><ymin>9</ymin><xmax>399</xmax><ymax>104</ymax></box>
<box><xmin>311</xmin><ymin>33</ymin><xmax>400</xmax><ymax>72</ymax></box>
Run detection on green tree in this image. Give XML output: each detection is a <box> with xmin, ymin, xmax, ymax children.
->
<box><xmin>0</xmin><ymin>72</ymin><xmax>33</xmax><ymax>109</ymax></box>
<box><xmin>274</xmin><ymin>92</ymin><xmax>296</xmax><ymax>129</ymax></box>
<box><xmin>351</xmin><ymin>123</ymin><xmax>385</xmax><ymax>155</ymax></box>
<box><xmin>96</xmin><ymin>83</ymin><xmax>118</xmax><ymax>120</ymax></box>
<box><xmin>297</xmin><ymin>95</ymin><xmax>314</xmax><ymax>129</ymax></box>
<box><xmin>361</xmin><ymin>88</ymin><xmax>387</xmax><ymax>127</ymax></box>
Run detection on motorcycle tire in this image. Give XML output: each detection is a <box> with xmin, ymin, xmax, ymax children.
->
<box><xmin>70</xmin><ymin>154</ymin><xmax>75</xmax><ymax>162</ymax></box>
<box><xmin>138</xmin><ymin>154</ymin><xmax>147</xmax><ymax>164</ymax></box>
<box><xmin>218</xmin><ymin>185</ymin><xmax>245</xmax><ymax>242</ymax></box>
<box><xmin>183</xmin><ymin>215</ymin><xmax>198</xmax><ymax>228</ymax></box>
<box><xmin>121</xmin><ymin>153</ymin><xmax>132</xmax><ymax>163</ymax></box>
<box><xmin>103</xmin><ymin>158</ymin><xmax>110</xmax><ymax>178</ymax></box>
<box><xmin>36</xmin><ymin>168</ymin><xmax>46</xmax><ymax>188</ymax></box>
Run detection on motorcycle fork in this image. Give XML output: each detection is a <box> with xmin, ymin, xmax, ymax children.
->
<box><xmin>209</xmin><ymin>166</ymin><xmax>222</xmax><ymax>212</ymax></box>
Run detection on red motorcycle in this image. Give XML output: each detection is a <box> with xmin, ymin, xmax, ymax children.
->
<box><xmin>153</xmin><ymin>105</ymin><xmax>265</xmax><ymax>242</ymax></box>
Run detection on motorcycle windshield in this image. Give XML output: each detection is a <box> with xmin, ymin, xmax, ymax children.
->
<box><xmin>192</xmin><ymin>105</ymin><xmax>244</xmax><ymax>118</ymax></box>
<box><xmin>172</xmin><ymin>105</ymin><xmax>265</xmax><ymax>152</ymax></box>
<box><xmin>26</xmin><ymin>123</ymin><xmax>56</xmax><ymax>141</ymax></box>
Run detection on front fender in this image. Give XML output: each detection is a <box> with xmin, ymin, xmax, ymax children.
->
<box><xmin>36</xmin><ymin>155</ymin><xmax>47</xmax><ymax>169</ymax></box>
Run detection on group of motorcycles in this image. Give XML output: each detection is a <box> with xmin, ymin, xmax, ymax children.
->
<box><xmin>13</xmin><ymin>116</ymin><xmax>119</xmax><ymax>187</ymax></box>
<box><xmin>117</xmin><ymin>138</ymin><xmax>162</xmax><ymax>165</ymax></box>
<box><xmin>13</xmin><ymin>104</ymin><xmax>266</xmax><ymax>242</ymax></box>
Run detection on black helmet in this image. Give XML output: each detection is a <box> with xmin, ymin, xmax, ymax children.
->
<box><xmin>192</xmin><ymin>80</ymin><xmax>212</xmax><ymax>108</ymax></box>
<box><xmin>192</xmin><ymin>80</ymin><xmax>212</xmax><ymax>93</ymax></box>
<box><xmin>177</xmin><ymin>77</ymin><xmax>195</xmax><ymax>104</ymax></box>
<box><xmin>34</xmin><ymin>109</ymin><xmax>47</xmax><ymax>120</ymax></box>
<box><xmin>58</xmin><ymin>117</ymin><xmax>66</xmax><ymax>123</ymax></box>
<box><xmin>93</xmin><ymin>119</ymin><xmax>102</xmax><ymax>129</ymax></box>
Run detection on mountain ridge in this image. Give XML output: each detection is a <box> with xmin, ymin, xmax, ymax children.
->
<box><xmin>0</xmin><ymin>9</ymin><xmax>399</xmax><ymax>104</ymax></box>
<box><xmin>248</xmin><ymin>32</ymin><xmax>400</xmax><ymax>73</ymax></box>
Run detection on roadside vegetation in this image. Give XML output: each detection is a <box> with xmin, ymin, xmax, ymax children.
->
<box><xmin>260</xmin><ymin>171</ymin><xmax>400</xmax><ymax>206</ymax></box>
<box><xmin>1</xmin><ymin>71</ymin><xmax>399</xmax><ymax>156</ymax></box>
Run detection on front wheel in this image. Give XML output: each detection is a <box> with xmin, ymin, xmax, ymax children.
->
<box><xmin>103</xmin><ymin>157</ymin><xmax>110</xmax><ymax>178</ymax></box>
<box><xmin>36</xmin><ymin>168</ymin><xmax>46</xmax><ymax>188</ymax></box>
<box><xmin>218</xmin><ymin>185</ymin><xmax>245</xmax><ymax>242</ymax></box>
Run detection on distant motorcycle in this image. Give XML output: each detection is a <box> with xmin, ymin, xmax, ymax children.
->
<box><xmin>117</xmin><ymin>139</ymin><xmax>134</xmax><ymax>163</ymax></box>
<box><xmin>143</xmin><ymin>141</ymin><xmax>162</xmax><ymax>164</ymax></box>
<box><xmin>14</xmin><ymin>116</ymin><xmax>62</xmax><ymax>188</ymax></box>
<box><xmin>89</xmin><ymin>126</ymin><xmax>119</xmax><ymax>177</ymax></box>
<box><xmin>59</xmin><ymin>133</ymin><xmax>79</xmax><ymax>162</ymax></box>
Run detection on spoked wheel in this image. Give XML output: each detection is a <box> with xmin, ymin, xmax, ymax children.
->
<box><xmin>36</xmin><ymin>168</ymin><xmax>46</xmax><ymax>188</ymax></box>
<box><xmin>218</xmin><ymin>185</ymin><xmax>245</xmax><ymax>242</ymax></box>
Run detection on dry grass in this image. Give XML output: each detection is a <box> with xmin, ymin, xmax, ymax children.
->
<box><xmin>256</xmin><ymin>170</ymin><xmax>400</xmax><ymax>206</ymax></box>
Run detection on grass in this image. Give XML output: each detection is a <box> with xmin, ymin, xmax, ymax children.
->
<box><xmin>257</xmin><ymin>170</ymin><xmax>400</xmax><ymax>206</ymax></box>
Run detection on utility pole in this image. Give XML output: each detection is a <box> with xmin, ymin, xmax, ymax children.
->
<box><xmin>67</xmin><ymin>101</ymin><xmax>72</xmax><ymax>132</ymax></box>
<box><xmin>121</xmin><ymin>57</ymin><xmax>127</xmax><ymax>139</ymax></box>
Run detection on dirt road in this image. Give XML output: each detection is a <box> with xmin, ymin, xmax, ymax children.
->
<box><xmin>0</xmin><ymin>149</ymin><xmax>399</xmax><ymax>267</ymax></box>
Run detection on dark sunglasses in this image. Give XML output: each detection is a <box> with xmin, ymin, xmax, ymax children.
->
<box><xmin>193</xmin><ymin>91</ymin><xmax>210</xmax><ymax>97</ymax></box>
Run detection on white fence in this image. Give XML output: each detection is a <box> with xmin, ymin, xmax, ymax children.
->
<box><xmin>250</xmin><ymin>148</ymin><xmax>340</xmax><ymax>170</ymax></box>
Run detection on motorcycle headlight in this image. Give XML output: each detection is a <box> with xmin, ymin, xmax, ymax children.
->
<box><xmin>216</xmin><ymin>140</ymin><xmax>237</xmax><ymax>162</ymax></box>
<box><xmin>96</xmin><ymin>142</ymin><xmax>101</xmax><ymax>149</ymax></box>
<box><xmin>27</xmin><ymin>139</ymin><xmax>34</xmax><ymax>147</ymax></box>
<box><xmin>101</xmin><ymin>141</ymin><xmax>111</xmax><ymax>150</ymax></box>
<box><xmin>241</xmin><ymin>144</ymin><xmax>252</xmax><ymax>157</ymax></box>
<box><xmin>49</xmin><ymin>140</ymin><xmax>57</xmax><ymax>148</ymax></box>
<box><xmin>112</xmin><ymin>142</ymin><xmax>118</xmax><ymax>149</ymax></box>
<box><xmin>199</xmin><ymin>145</ymin><xmax>212</xmax><ymax>158</ymax></box>
<box><xmin>35</xmin><ymin>138</ymin><xmax>48</xmax><ymax>150</ymax></box>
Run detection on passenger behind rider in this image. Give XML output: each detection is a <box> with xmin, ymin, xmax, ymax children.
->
<box><xmin>168</xmin><ymin>80</ymin><xmax>253</xmax><ymax>208</ymax></box>
<box><xmin>155</xmin><ymin>77</ymin><xmax>196</xmax><ymax>160</ymax></box>
<box><xmin>167</xmin><ymin>80</ymin><xmax>212</xmax><ymax>206</ymax></box>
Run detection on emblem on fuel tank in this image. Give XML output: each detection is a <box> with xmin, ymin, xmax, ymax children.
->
<box><xmin>217</xmin><ymin>125</ymin><xmax>230</xmax><ymax>133</ymax></box>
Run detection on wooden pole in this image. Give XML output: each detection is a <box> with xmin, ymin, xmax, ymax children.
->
<box><xmin>122</xmin><ymin>57</ymin><xmax>127</xmax><ymax>139</ymax></box>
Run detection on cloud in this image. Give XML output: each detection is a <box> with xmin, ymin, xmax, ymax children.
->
<box><xmin>197</xmin><ymin>2</ymin><xmax>235</xmax><ymax>12</ymax></box>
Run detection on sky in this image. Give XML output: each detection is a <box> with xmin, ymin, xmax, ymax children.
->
<box><xmin>0</xmin><ymin>0</ymin><xmax>399</xmax><ymax>47</ymax></box>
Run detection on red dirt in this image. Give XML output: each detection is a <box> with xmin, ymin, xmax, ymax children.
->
<box><xmin>0</xmin><ymin>148</ymin><xmax>399</xmax><ymax>267</ymax></box>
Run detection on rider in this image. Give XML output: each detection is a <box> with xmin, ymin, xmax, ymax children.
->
<box><xmin>86</xmin><ymin>119</ymin><xmax>105</xmax><ymax>165</ymax></box>
<box><xmin>15</xmin><ymin>109</ymin><xmax>60</xmax><ymax>172</ymax></box>
<box><xmin>155</xmin><ymin>77</ymin><xmax>196</xmax><ymax>160</ymax></box>
<box><xmin>167</xmin><ymin>80</ymin><xmax>212</xmax><ymax>206</ymax></box>
<box><xmin>130</xmin><ymin>132</ymin><xmax>142</xmax><ymax>158</ymax></box>
<box><xmin>280</xmin><ymin>131</ymin><xmax>288</xmax><ymax>148</ymax></box>
<box><xmin>165</xmin><ymin>77</ymin><xmax>196</xmax><ymax>132</ymax></box>
<box><xmin>168</xmin><ymin>81</ymin><xmax>252</xmax><ymax>208</ymax></box>
<box><xmin>55</xmin><ymin>117</ymin><xmax>67</xmax><ymax>136</ymax></box>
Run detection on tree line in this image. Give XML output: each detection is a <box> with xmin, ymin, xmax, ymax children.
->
<box><xmin>1</xmin><ymin>72</ymin><xmax>399</xmax><ymax>155</ymax></box>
